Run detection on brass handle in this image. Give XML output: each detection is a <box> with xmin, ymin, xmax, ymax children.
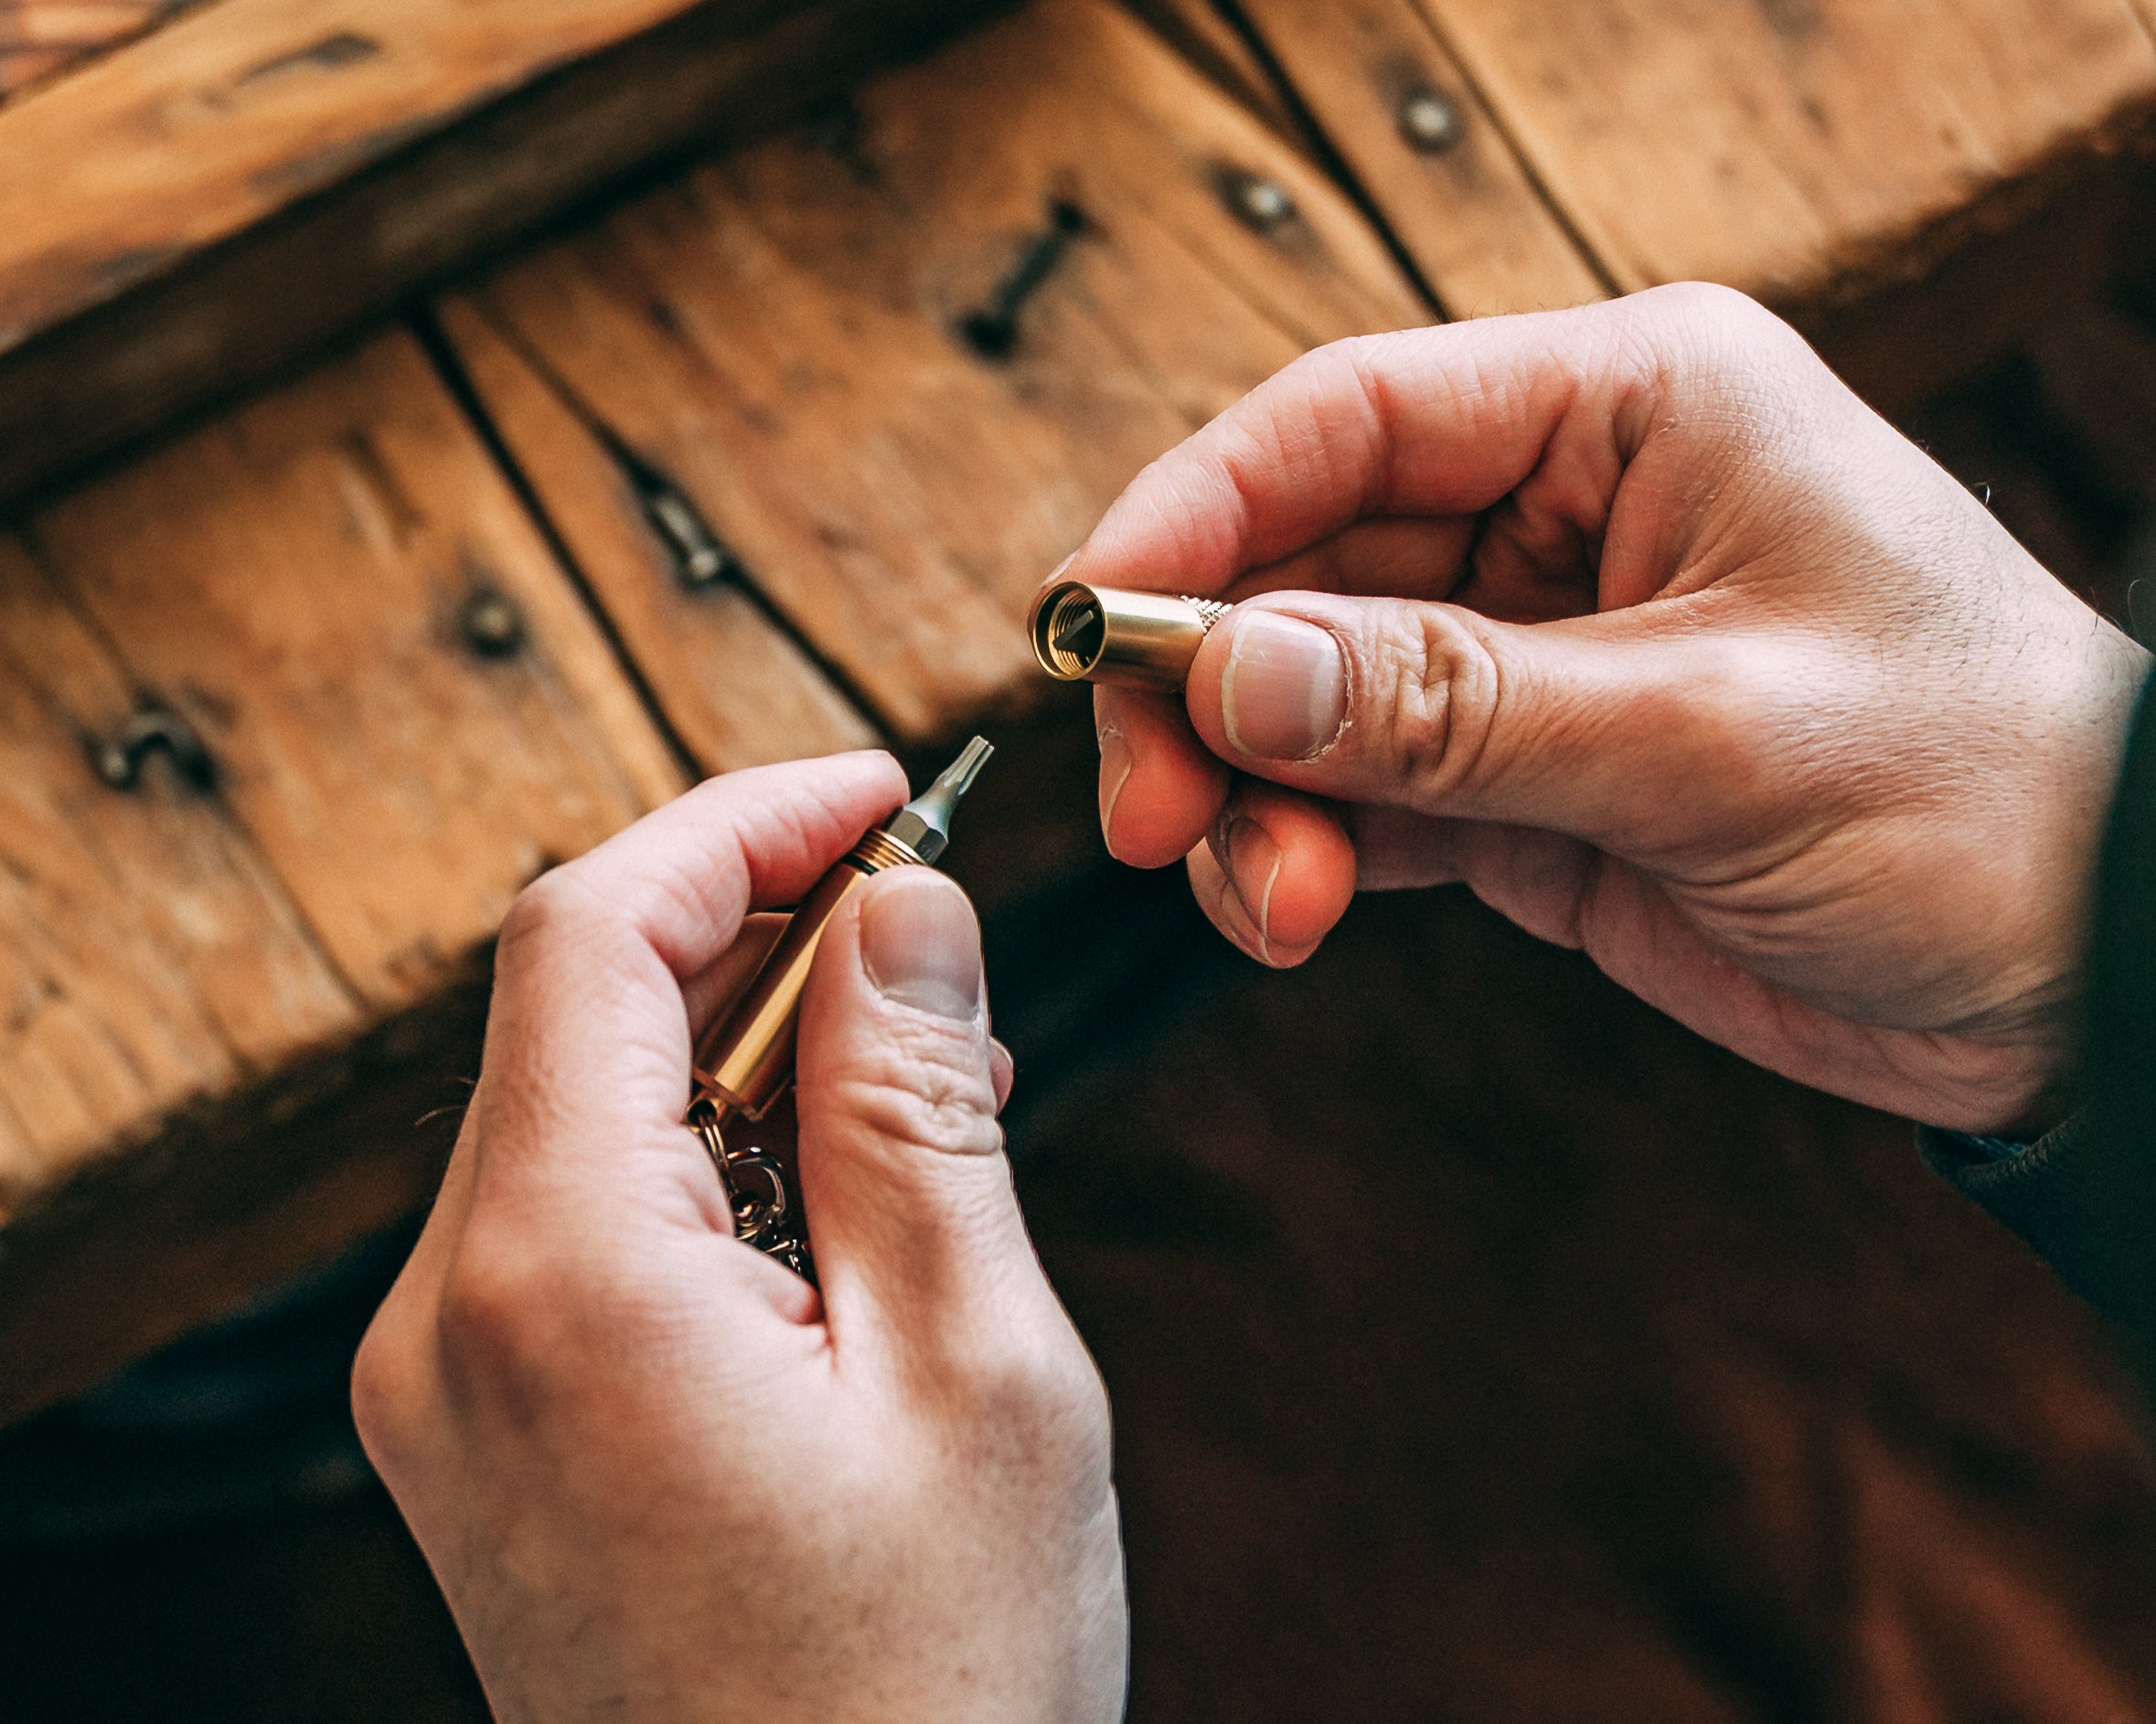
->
<box><xmin>683</xmin><ymin>739</ymin><xmax>992</xmax><ymax>1284</ymax></box>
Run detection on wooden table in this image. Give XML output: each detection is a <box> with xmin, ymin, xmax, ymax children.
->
<box><xmin>0</xmin><ymin>0</ymin><xmax>2151</xmax><ymax>1422</ymax></box>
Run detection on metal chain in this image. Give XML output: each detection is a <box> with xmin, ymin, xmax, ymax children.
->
<box><xmin>688</xmin><ymin>1097</ymin><xmax>816</xmax><ymax>1283</ymax></box>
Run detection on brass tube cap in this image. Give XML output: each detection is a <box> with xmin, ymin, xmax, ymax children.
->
<box><xmin>1029</xmin><ymin>580</ymin><xmax>1232</xmax><ymax>689</ymax></box>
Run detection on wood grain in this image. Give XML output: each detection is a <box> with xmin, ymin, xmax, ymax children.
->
<box><xmin>0</xmin><ymin>329</ymin><xmax>685</xmax><ymax>1418</ymax></box>
<box><xmin>29</xmin><ymin>331</ymin><xmax>682</xmax><ymax>1008</ymax></box>
<box><xmin>433</xmin><ymin>294</ymin><xmax>881</xmax><ymax>774</ymax></box>
<box><xmin>0</xmin><ymin>536</ymin><xmax>354</xmax><ymax>1214</ymax></box>
<box><xmin>0</xmin><ymin>0</ymin><xmax>182</xmax><ymax>102</ymax></box>
<box><xmin>1232</xmin><ymin>0</ymin><xmax>1607</xmax><ymax>315</ymax></box>
<box><xmin>0</xmin><ymin>0</ymin><xmax>763</xmax><ymax>345</ymax></box>
<box><xmin>0</xmin><ymin>0</ymin><xmax>1001</xmax><ymax>502</ymax></box>
<box><xmin>457</xmin><ymin>0</ymin><xmax>1427</xmax><ymax>743</ymax></box>
<box><xmin>0</xmin><ymin>980</ymin><xmax>486</xmax><ymax>1430</ymax></box>
<box><xmin>1119</xmin><ymin>0</ymin><xmax>1300</xmax><ymax>138</ymax></box>
<box><xmin>1414</xmin><ymin>0</ymin><xmax>2156</xmax><ymax>306</ymax></box>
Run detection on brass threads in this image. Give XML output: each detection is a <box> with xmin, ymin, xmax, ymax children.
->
<box><xmin>1035</xmin><ymin>584</ymin><xmax>1109</xmax><ymax>677</ymax></box>
<box><xmin>1027</xmin><ymin>580</ymin><xmax>1232</xmax><ymax>689</ymax></box>
<box><xmin>849</xmin><ymin>827</ymin><xmax>927</xmax><ymax>873</ymax></box>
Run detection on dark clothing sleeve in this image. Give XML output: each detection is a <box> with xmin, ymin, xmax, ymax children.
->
<box><xmin>1925</xmin><ymin>660</ymin><xmax>2156</xmax><ymax>1351</ymax></box>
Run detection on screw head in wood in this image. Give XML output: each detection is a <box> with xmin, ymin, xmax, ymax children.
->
<box><xmin>460</xmin><ymin>586</ymin><xmax>526</xmax><ymax>658</ymax></box>
<box><xmin>646</xmin><ymin>487</ymin><xmax>731</xmax><ymax>588</ymax></box>
<box><xmin>1220</xmin><ymin>168</ymin><xmax>1296</xmax><ymax>233</ymax></box>
<box><xmin>92</xmin><ymin>706</ymin><xmax>216</xmax><ymax>793</ymax></box>
<box><xmin>1397</xmin><ymin>86</ymin><xmax>1463</xmax><ymax>154</ymax></box>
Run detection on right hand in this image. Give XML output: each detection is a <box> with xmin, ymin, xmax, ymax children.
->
<box><xmin>354</xmin><ymin>756</ymin><xmax>1126</xmax><ymax>1724</ymax></box>
<box><xmin>1062</xmin><ymin>284</ymin><xmax>2151</xmax><ymax>1135</ymax></box>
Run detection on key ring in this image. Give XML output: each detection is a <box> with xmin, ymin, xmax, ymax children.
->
<box><xmin>689</xmin><ymin>1096</ymin><xmax>816</xmax><ymax>1282</ymax></box>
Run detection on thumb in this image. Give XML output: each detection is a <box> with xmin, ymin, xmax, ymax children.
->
<box><xmin>792</xmin><ymin>867</ymin><xmax>1060</xmax><ymax>1366</ymax></box>
<box><xmin>1185</xmin><ymin>590</ymin><xmax>1768</xmax><ymax>850</ymax></box>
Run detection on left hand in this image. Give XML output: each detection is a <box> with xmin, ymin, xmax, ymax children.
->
<box><xmin>352</xmin><ymin>753</ymin><xmax>1127</xmax><ymax>1724</ymax></box>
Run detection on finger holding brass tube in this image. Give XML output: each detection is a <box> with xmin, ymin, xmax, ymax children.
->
<box><xmin>687</xmin><ymin>736</ymin><xmax>994</xmax><ymax>1282</ymax></box>
<box><xmin>1029</xmin><ymin>580</ymin><xmax>1233</xmax><ymax>689</ymax></box>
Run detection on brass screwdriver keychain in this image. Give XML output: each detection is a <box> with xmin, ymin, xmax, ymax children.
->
<box><xmin>687</xmin><ymin>738</ymin><xmax>993</xmax><ymax>1282</ymax></box>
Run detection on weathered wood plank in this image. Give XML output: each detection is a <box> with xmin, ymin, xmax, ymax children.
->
<box><xmin>1411</xmin><ymin>0</ymin><xmax>2156</xmax><ymax>307</ymax></box>
<box><xmin>0</xmin><ymin>537</ymin><xmax>355</xmax><ymax>1213</ymax></box>
<box><xmin>0</xmin><ymin>328</ymin><xmax>687</xmax><ymax>1419</ymax></box>
<box><xmin>0</xmin><ymin>0</ymin><xmax>799</xmax><ymax>344</ymax></box>
<box><xmin>1231</xmin><ymin>0</ymin><xmax>1606</xmax><ymax>315</ymax></box>
<box><xmin>0</xmin><ymin>0</ymin><xmax>1003</xmax><ymax>503</ymax></box>
<box><xmin>454</xmin><ymin>0</ymin><xmax>1427</xmax><ymax>745</ymax></box>
<box><xmin>29</xmin><ymin>331</ymin><xmax>684</xmax><ymax>1009</ymax></box>
<box><xmin>432</xmin><ymin>294</ymin><xmax>881</xmax><ymax>773</ymax></box>
<box><xmin>0</xmin><ymin>0</ymin><xmax>1422</xmax><ymax>1420</ymax></box>
<box><xmin>1119</xmin><ymin>0</ymin><xmax>1301</xmax><ymax>139</ymax></box>
<box><xmin>0</xmin><ymin>979</ymin><xmax>488</xmax><ymax>1430</ymax></box>
<box><xmin>0</xmin><ymin>1</ymin><xmax>181</xmax><ymax>101</ymax></box>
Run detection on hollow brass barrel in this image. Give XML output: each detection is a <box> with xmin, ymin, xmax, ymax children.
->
<box><xmin>1028</xmin><ymin>580</ymin><xmax>1232</xmax><ymax>688</ymax></box>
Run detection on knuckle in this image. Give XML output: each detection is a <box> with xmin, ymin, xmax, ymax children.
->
<box><xmin>495</xmin><ymin>867</ymin><xmax>636</xmax><ymax>1002</ymax></box>
<box><xmin>496</xmin><ymin>867</ymin><xmax>586</xmax><ymax>959</ymax></box>
<box><xmin>836</xmin><ymin>1021</ymin><xmax>1002</xmax><ymax>1159</ymax></box>
<box><xmin>1628</xmin><ymin>282</ymin><xmax>1813</xmax><ymax>389</ymax></box>
<box><xmin>350</xmin><ymin>1301</ymin><xmax>429</xmax><ymax>1485</ymax></box>
<box><xmin>1278</xmin><ymin>333</ymin><xmax>1367</xmax><ymax>389</ymax></box>
<box><xmin>848</xmin><ymin>1080</ymin><xmax>1006</xmax><ymax>1165</ymax></box>
<box><xmin>1643</xmin><ymin>279</ymin><xmax>1758</xmax><ymax>320</ymax></box>
<box><xmin>948</xmin><ymin>1315</ymin><xmax>1113</xmax><ymax>1474</ymax></box>
<box><xmin>1355</xmin><ymin>604</ymin><xmax>1502</xmax><ymax>805</ymax></box>
<box><xmin>432</xmin><ymin>1233</ymin><xmax>566</xmax><ymax>1397</ymax></box>
<box><xmin>1636</xmin><ymin>280</ymin><xmax>1777</xmax><ymax>344</ymax></box>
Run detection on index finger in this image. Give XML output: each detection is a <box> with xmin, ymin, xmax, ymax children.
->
<box><xmin>1055</xmin><ymin>307</ymin><xmax>1637</xmax><ymax>604</ymax></box>
<box><xmin>473</xmin><ymin>750</ymin><xmax>909</xmax><ymax>1193</ymax></box>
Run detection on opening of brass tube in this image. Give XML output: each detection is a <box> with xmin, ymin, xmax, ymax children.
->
<box><xmin>1034</xmin><ymin>582</ymin><xmax>1109</xmax><ymax>678</ymax></box>
<box><xmin>1027</xmin><ymin>580</ymin><xmax>1232</xmax><ymax>688</ymax></box>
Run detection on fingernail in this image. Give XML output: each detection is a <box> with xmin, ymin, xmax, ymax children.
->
<box><xmin>1220</xmin><ymin>612</ymin><xmax>1347</xmax><ymax>761</ymax></box>
<box><xmin>1098</xmin><ymin>721</ymin><xmax>1134</xmax><ymax>848</ymax></box>
<box><xmin>1222</xmin><ymin>816</ymin><xmax>1282</xmax><ymax>961</ymax></box>
<box><xmin>860</xmin><ymin>872</ymin><xmax>982</xmax><ymax>1020</ymax></box>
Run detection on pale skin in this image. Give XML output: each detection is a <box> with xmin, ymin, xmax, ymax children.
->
<box><xmin>1081</xmin><ymin>283</ymin><xmax>2150</xmax><ymax>1135</ymax></box>
<box><xmin>353</xmin><ymin>755</ymin><xmax>1127</xmax><ymax>1724</ymax></box>
<box><xmin>357</xmin><ymin>285</ymin><xmax>2148</xmax><ymax>1717</ymax></box>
